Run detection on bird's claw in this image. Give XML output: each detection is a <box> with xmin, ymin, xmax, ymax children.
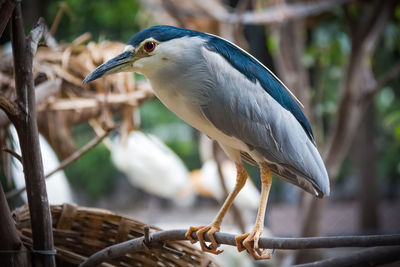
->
<box><xmin>235</xmin><ymin>231</ymin><xmax>271</xmax><ymax>260</ymax></box>
<box><xmin>185</xmin><ymin>226</ymin><xmax>200</xmax><ymax>244</ymax></box>
<box><xmin>185</xmin><ymin>225</ymin><xmax>223</xmax><ymax>255</ymax></box>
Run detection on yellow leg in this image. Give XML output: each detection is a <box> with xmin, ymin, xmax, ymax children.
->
<box><xmin>185</xmin><ymin>163</ymin><xmax>248</xmax><ymax>254</ymax></box>
<box><xmin>235</xmin><ymin>164</ymin><xmax>272</xmax><ymax>260</ymax></box>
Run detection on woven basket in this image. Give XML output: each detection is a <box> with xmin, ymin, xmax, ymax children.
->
<box><xmin>13</xmin><ymin>204</ymin><xmax>219</xmax><ymax>267</ymax></box>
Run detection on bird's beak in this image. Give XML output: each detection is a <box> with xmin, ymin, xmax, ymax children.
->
<box><xmin>83</xmin><ymin>51</ymin><xmax>135</xmax><ymax>83</ymax></box>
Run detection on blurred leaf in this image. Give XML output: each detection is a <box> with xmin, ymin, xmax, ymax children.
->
<box><xmin>266</xmin><ymin>35</ymin><xmax>279</xmax><ymax>54</ymax></box>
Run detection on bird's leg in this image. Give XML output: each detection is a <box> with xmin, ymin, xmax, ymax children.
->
<box><xmin>235</xmin><ymin>164</ymin><xmax>272</xmax><ymax>260</ymax></box>
<box><xmin>185</xmin><ymin>163</ymin><xmax>248</xmax><ymax>254</ymax></box>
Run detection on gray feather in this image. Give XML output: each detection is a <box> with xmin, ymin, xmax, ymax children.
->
<box><xmin>199</xmin><ymin>48</ymin><xmax>330</xmax><ymax>197</ymax></box>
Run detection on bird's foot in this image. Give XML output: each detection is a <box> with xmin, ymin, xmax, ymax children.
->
<box><xmin>235</xmin><ymin>229</ymin><xmax>271</xmax><ymax>260</ymax></box>
<box><xmin>185</xmin><ymin>225</ymin><xmax>223</xmax><ymax>255</ymax></box>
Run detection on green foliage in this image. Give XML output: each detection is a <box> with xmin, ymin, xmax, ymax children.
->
<box><xmin>65</xmin><ymin>142</ymin><xmax>118</xmax><ymax>200</ymax></box>
<box><xmin>64</xmin><ymin>124</ymin><xmax>119</xmax><ymax>200</ymax></box>
<box><xmin>373</xmin><ymin>19</ymin><xmax>400</xmax><ymax>182</ymax></box>
<box><xmin>306</xmin><ymin>16</ymin><xmax>350</xmax><ymax>126</ymax></box>
<box><xmin>266</xmin><ymin>35</ymin><xmax>279</xmax><ymax>55</ymax></box>
<box><xmin>376</xmin><ymin>88</ymin><xmax>400</xmax><ymax>181</ymax></box>
<box><xmin>47</xmin><ymin>0</ymin><xmax>141</xmax><ymax>42</ymax></box>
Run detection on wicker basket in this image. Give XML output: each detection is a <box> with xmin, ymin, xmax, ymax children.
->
<box><xmin>13</xmin><ymin>204</ymin><xmax>219</xmax><ymax>267</ymax></box>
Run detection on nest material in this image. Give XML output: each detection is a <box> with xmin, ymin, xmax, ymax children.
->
<box><xmin>13</xmin><ymin>204</ymin><xmax>218</xmax><ymax>267</ymax></box>
<box><xmin>0</xmin><ymin>33</ymin><xmax>154</xmax><ymax>159</ymax></box>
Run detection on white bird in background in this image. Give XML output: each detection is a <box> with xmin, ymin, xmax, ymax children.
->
<box><xmin>108</xmin><ymin>127</ymin><xmax>262</xmax><ymax>211</ymax></box>
<box><xmin>109</xmin><ymin>129</ymin><xmax>196</xmax><ymax>207</ymax></box>
<box><xmin>10</xmin><ymin>125</ymin><xmax>74</xmax><ymax>205</ymax></box>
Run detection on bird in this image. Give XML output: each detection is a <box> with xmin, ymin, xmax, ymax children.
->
<box><xmin>83</xmin><ymin>25</ymin><xmax>330</xmax><ymax>260</ymax></box>
<box><xmin>108</xmin><ymin>129</ymin><xmax>195</xmax><ymax>207</ymax></box>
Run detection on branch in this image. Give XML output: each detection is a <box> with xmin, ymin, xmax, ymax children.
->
<box><xmin>11</xmin><ymin>6</ymin><xmax>55</xmax><ymax>266</ymax></box>
<box><xmin>45</xmin><ymin>126</ymin><xmax>115</xmax><ymax>177</ymax></box>
<box><xmin>366</xmin><ymin>60</ymin><xmax>400</xmax><ymax>99</ymax></box>
<box><xmin>79</xmin><ymin>230</ymin><xmax>400</xmax><ymax>267</ymax></box>
<box><xmin>44</xmin><ymin>90</ymin><xmax>152</xmax><ymax>111</ymax></box>
<box><xmin>0</xmin><ymin>79</ymin><xmax>62</xmax><ymax>128</ymax></box>
<box><xmin>2</xmin><ymin>147</ymin><xmax>22</xmax><ymax>163</ymax></box>
<box><xmin>0</xmin><ymin>95</ymin><xmax>20</xmax><ymax>118</ymax></box>
<box><xmin>144</xmin><ymin>0</ymin><xmax>352</xmax><ymax>25</ymax></box>
<box><xmin>0</xmin><ymin>0</ymin><xmax>17</xmax><ymax>38</ymax></box>
<box><xmin>6</xmin><ymin>126</ymin><xmax>116</xmax><ymax>201</ymax></box>
<box><xmin>27</xmin><ymin>17</ymin><xmax>47</xmax><ymax>56</ymax></box>
<box><xmin>295</xmin><ymin>246</ymin><xmax>400</xmax><ymax>267</ymax></box>
<box><xmin>231</xmin><ymin>0</ymin><xmax>352</xmax><ymax>25</ymax></box>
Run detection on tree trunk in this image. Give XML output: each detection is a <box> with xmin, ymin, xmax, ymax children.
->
<box><xmin>354</xmin><ymin>107</ymin><xmax>379</xmax><ymax>233</ymax></box>
<box><xmin>270</xmin><ymin>19</ymin><xmax>312</xmax><ymax>117</ymax></box>
<box><xmin>10</xmin><ymin>5</ymin><xmax>56</xmax><ymax>267</ymax></box>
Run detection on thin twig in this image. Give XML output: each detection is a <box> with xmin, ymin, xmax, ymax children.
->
<box><xmin>0</xmin><ymin>79</ymin><xmax>62</xmax><ymax>128</ymax></box>
<box><xmin>366</xmin><ymin>60</ymin><xmax>400</xmax><ymax>99</ymax></box>
<box><xmin>6</xmin><ymin>126</ymin><xmax>116</xmax><ymax>200</ymax></box>
<box><xmin>2</xmin><ymin>148</ymin><xmax>22</xmax><ymax>163</ymax></box>
<box><xmin>45</xmin><ymin>126</ymin><xmax>115</xmax><ymax>178</ymax></box>
<box><xmin>27</xmin><ymin>17</ymin><xmax>47</xmax><ymax>56</ymax></box>
<box><xmin>0</xmin><ymin>96</ymin><xmax>20</xmax><ymax>118</ymax></box>
<box><xmin>49</xmin><ymin>2</ymin><xmax>69</xmax><ymax>37</ymax></box>
<box><xmin>79</xmin><ymin>230</ymin><xmax>400</xmax><ymax>267</ymax></box>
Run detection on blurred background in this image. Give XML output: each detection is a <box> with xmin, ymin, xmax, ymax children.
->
<box><xmin>1</xmin><ymin>0</ymin><xmax>399</xmax><ymax>266</ymax></box>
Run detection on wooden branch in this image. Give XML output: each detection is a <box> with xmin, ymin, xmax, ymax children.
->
<box><xmin>144</xmin><ymin>0</ymin><xmax>352</xmax><ymax>26</ymax></box>
<box><xmin>231</xmin><ymin>0</ymin><xmax>351</xmax><ymax>25</ymax></box>
<box><xmin>0</xmin><ymin>95</ymin><xmax>20</xmax><ymax>118</ymax></box>
<box><xmin>2</xmin><ymin>147</ymin><xmax>22</xmax><ymax>163</ymax></box>
<box><xmin>295</xmin><ymin>246</ymin><xmax>400</xmax><ymax>267</ymax></box>
<box><xmin>49</xmin><ymin>2</ymin><xmax>68</xmax><ymax>37</ymax></box>
<box><xmin>6</xmin><ymin>126</ymin><xmax>116</xmax><ymax>201</ymax></box>
<box><xmin>79</xmin><ymin>230</ymin><xmax>400</xmax><ymax>267</ymax></box>
<box><xmin>43</xmin><ymin>90</ymin><xmax>152</xmax><ymax>111</ymax></box>
<box><xmin>366</xmin><ymin>61</ymin><xmax>400</xmax><ymax>99</ymax></box>
<box><xmin>0</xmin><ymin>79</ymin><xmax>62</xmax><ymax>128</ymax></box>
<box><xmin>46</xmin><ymin>126</ymin><xmax>115</xmax><ymax>177</ymax></box>
<box><xmin>10</xmin><ymin>6</ymin><xmax>56</xmax><ymax>267</ymax></box>
<box><xmin>28</xmin><ymin>17</ymin><xmax>47</xmax><ymax>56</ymax></box>
<box><xmin>0</xmin><ymin>0</ymin><xmax>17</xmax><ymax>38</ymax></box>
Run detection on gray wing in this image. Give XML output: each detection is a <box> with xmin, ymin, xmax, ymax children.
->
<box><xmin>199</xmin><ymin>50</ymin><xmax>330</xmax><ymax>197</ymax></box>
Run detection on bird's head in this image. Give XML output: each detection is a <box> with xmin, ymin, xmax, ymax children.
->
<box><xmin>83</xmin><ymin>25</ymin><xmax>206</xmax><ymax>83</ymax></box>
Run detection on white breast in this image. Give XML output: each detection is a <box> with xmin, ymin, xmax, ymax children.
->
<box><xmin>149</xmin><ymin>81</ymin><xmax>248</xmax><ymax>154</ymax></box>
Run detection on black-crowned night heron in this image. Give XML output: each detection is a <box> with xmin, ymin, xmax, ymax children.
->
<box><xmin>83</xmin><ymin>25</ymin><xmax>330</xmax><ymax>260</ymax></box>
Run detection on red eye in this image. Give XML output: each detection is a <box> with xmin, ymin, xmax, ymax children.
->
<box><xmin>144</xmin><ymin>41</ymin><xmax>156</xmax><ymax>52</ymax></box>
